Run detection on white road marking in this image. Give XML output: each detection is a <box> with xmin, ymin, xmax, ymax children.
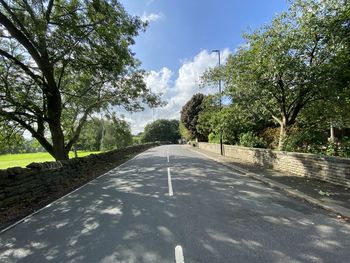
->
<box><xmin>167</xmin><ymin>167</ymin><xmax>173</xmax><ymax>196</ymax></box>
<box><xmin>175</xmin><ymin>245</ymin><xmax>185</xmax><ymax>263</ymax></box>
<box><xmin>167</xmin><ymin>151</ymin><xmax>170</xmax><ymax>163</ymax></box>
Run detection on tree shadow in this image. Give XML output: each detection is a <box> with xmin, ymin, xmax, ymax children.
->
<box><xmin>0</xmin><ymin>146</ymin><xmax>349</xmax><ymax>263</ymax></box>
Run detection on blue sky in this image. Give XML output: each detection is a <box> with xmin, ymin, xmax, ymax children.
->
<box><xmin>118</xmin><ymin>0</ymin><xmax>290</xmax><ymax>134</ymax></box>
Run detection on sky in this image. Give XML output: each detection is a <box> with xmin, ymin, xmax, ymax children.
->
<box><xmin>118</xmin><ymin>0</ymin><xmax>290</xmax><ymax>134</ymax></box>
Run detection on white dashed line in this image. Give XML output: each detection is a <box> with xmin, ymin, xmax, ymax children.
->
<box><xmin>167</xmin><ymin>151</ymin><xmax>170</xmax><ymax>163</ymax></box>
<box><xmin>175</xmin><ymin>245</ymin><xmax>185</xmax><ymax>263</ymax></box>
<box><xmin>167</xmin><ymin>167</ymin><xmax>173</xmax><ymax>196</ymax></box>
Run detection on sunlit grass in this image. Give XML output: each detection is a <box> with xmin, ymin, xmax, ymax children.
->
<box><xmin>0</xmin><ymin>151</ymin><xmax>102</xmax><ymax>169</ymax></box>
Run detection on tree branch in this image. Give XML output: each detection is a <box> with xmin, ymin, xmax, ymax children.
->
<box><xmin>0</xmin><ymin>0</ymin><xmax>38</xmax><ymax>48</ymax></box>
<box><xmin>65</xmin><ymin>109</ymin><xmax>91</xmax><ymax>152</ymax></box>
<box><xmin>46</xmin><ymin>0</ymin><xmax>55</xmax><ymax>23</ymax></box>
<box><xmin>309</xmin><ymin>35</ymin><xmax>320</xmax><ymax>66</ymax></box>
<box><xmin>0</xmin><ymin>109</ymin><xmax>53</xmax><ymax>154</ymax></box>
<box><xmin>65</xmin><ymin>99</ymin><xmax>106</xmax><ymax>152</ymax></box>
<box><xmin>0</xmin><ymin>10</ymin><xmax>43</xmax><ymax>70</ymax></box>
<box><xmin>0</xmin><ymin>49</ymin><xmax>43</xmax><ymax>83</ymax></box>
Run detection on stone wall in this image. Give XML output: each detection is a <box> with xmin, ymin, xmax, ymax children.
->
<box><xmin>198</xmin><ymin>142</ymin><xmax>350</xmax><ymax>187</ymax></box>
<box><xmin>0</xmin><ymin>143</ymin><xmax>158</xmax><ymax>211</ymax></box>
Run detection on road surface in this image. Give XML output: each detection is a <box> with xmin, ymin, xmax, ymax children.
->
<box><xmin>1</xmin><ymin>145</ymin><xmax>350</xmax><ymax>262</ymax></box>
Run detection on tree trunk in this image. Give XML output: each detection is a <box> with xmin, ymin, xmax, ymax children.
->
<box><xmin>330</xmin><ymin>124</ymin><xmax>335</xmax><ymax>142</ymax></box>
<box><xmin>278</xmin><ymin>116</ymin><xmax>287</xmax><ymax>151</ymax></box>
<box><xmin>49</xmin><ymin>120</ymin><xmax>68</xmax><ymax>160</ymax></box>
<box><xmin>46</xmin><ymin>89</ymin><xmax>69</xmax><ymax>160</ymax></box>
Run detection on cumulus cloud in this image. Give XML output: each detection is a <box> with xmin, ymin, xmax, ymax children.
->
<box><xmin>141</xmin><ymin>12</ymin><xmax>165</xmax><ymax>23</ymax></box>
<box><xmin>145</xmin><ymin>67</ymin><xmax>173</xmax><ymax>94</ymax></box>
<box><xmin>125</xmin><ymin>49</ymin><xmax>231</xmax><ymax>134</ymax></box>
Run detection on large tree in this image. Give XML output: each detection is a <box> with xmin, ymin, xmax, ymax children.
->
<box><xmin>197</xmin><ymin>95</ymin><xmax>272</xmax><ymax>145</ymax></box>
<box><xmin>77</xmin><ymin>115</ymin><xmax>132</xmax><ymax>151</ymax></box>
<box><xmin>202</xmin><ymin>0</ymin><xmax>350</xmax><ymax>150</ymax></box>
<box><xmin>0</xmin><ymin>0</ymin><xmax>160</xmax><ymax>160</ymax></box>
<box><xmin>99</xmin><ymin>115</ymin><xmax>133</xmax><ymax>151</ymax></box>
<box><xmin>180</xmin><ymin>93</ymin><xmax>208</xmax><ymax>142</ymax></box>
<box><xmin>141</xmin><ymin>119</ymin><xmax>180</xmax><ymax>144</ymax></box>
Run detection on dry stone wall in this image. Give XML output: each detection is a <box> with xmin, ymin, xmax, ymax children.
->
<box><xmin>198</xmin><ymin>143</ymin><xmax>350</xmax><ymax>187</ymax></box>
<box><xmin>0</xmin><ymin>143</ymin><xmax>158</xmax><ymax>211</ymax></box>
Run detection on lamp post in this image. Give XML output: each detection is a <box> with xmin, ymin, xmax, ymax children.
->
<box><xmin>211</xmin><ymin>49</ymin><xmax>223</xmax><ymax>156</ymax></box>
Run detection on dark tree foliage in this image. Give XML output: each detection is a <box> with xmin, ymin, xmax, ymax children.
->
<box><xmin>141</xmin><ymin>119</ymin><xmax>180</xmax><ymax>144</ymax></box>
<box><xmin>180</xmin><ymin>93</ymin><xmax>208</xmax><ymax>142</ymax></box>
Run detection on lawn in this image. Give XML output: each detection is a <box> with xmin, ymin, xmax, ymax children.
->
<box><xmin>0</xmin><ymin>151</ymin><xmax>101</xmax><ymax>169</ymax></box>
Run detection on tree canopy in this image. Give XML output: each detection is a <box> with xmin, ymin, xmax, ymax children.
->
<box><xmin>77</xmin><ymin>114</ymin><xmax>132</xmax><ymax>152</ymax></box>
<box><xmin>0</xmin><ymin>0</ymin><xmax>161</xmax><ymax>160</ymax></box>
<box><xmin>180</xmin><ymin>93</ymin><xmax>208</xmax><ymax>142</ymax></box>
<box><xmin>141</xmin><ymin>119</ymin><xmax>180</xmax><ymax>144</ymax></box>
<box><xmin>201</xmin><ymin>0</ymin><xmax>350</xmax><ymax>150</ymax></box>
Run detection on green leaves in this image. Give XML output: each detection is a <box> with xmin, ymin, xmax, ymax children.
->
<box><xmin>141</xmin><ymin>119</ymin><xmax>180</xmax><ymax>144</ymax></box>
<box><xmin>200</xmin><ymin>0</ymin><xmax>350</xmax><ymax>150</ymax></box>
<box><xmin>180</xmin><ymin>93</ymin><xmax>208</xmax><ymax>141</ymax></box>
<box><xmin>0</xmin><ymin>0</ymin><xmax>160</xmax><ymax>159</ymax></box>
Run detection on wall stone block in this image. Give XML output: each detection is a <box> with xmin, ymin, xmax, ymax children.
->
<box><xmin>198</xmin><ymin>143</ymin><xmax>350</xmax><ymax>187</ymax></box>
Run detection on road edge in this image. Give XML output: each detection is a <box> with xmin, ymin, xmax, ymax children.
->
<box><xmin>0</xmin><ymin>148</ymin><xmax>150</xmax><ymax>235</ymax></box>
<box><xmin>189</xmin><ymin>146</ymin><xmax>350</xmax><ymax>219</ymax></box>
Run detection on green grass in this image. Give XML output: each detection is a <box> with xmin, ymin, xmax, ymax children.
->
<box><xmin>0</xmin><ymin>151</ymin><xmax>101</xmax><ymax>169</ymax></box>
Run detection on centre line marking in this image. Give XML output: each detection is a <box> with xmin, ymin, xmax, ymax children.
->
<box><xmin>175</xmin><ymin>245</ymin><xmax>185</xmax><ymax>263</ymax></box>
<box><xmin>167</xmin><ymin>151</ymin><xmax>170</xmax><ymax>163</ymax></box>
<box><xmin>167</xmin><ymin>167</ymin><xmax>173</xmax><ymax>196</ymax></box>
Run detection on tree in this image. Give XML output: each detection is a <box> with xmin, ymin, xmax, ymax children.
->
<box><xmin>180</xmin><ymin>93</ymin><xmax>208</xmax><ymax>142</ymax></box>
<box><xmin>179</xmin><ymin>122</ymin><xmax>192</xmax><ymax>141</ymax></box>
<box><xmin>202</xmin><ymin>0</ymin><xmax>350</xmax><ymax>150</ymax></box>
<box><xmin>197</xmin><ymin>95</ymin><xmax>272</xmax><ymax>145</ymax></box>
<box><xmin>141</xmin><ymin>119</ymin><xmax>180</xmax><ymax>144</ymax></box>
<box><xmin>100</xmin><ymin>115</ymin><xmax>133</xmax><ymax>151</ymax></box>
<box><xmin>77</xmin><ymin>115</ymin><xmax>132</xmax><ymax>151</ymax></box>
<box><xmin>77</xmin><ymin>118</ymin><xmax>103</xmax><ymax>151</ymax></box>
<box><xmin>0</xmin><ymin>0</ymin><xmax>160</xmax><ymax>160</ymax></box>
<box><xmin>0</xmin><ymin>126</ymin><xmax>25</xmax><ymax>154</ymax></box>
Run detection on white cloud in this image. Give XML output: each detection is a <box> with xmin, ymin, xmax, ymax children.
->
<box><xmin>145</xmin><ymin>67</ymin><xmax>172</xmax><ymax>94</ymax></box>
<box><xmin>141</xmin><ymin>12</ymin><xmax>165</xmax><ymax>23</ymax></box>
<box><xmin>125</xmin><ymin>49</ymin><xmax>231</xmax><ymax>134</ymax></box>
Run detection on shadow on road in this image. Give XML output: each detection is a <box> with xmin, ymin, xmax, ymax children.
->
<box><xmin>0</xmin><ymin>146</ymin><xmax>349</xmax><ymax>262</ymax></box>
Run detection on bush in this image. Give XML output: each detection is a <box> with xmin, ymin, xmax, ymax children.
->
<box><xmin>208</xmin><ymin>133</ymin><xmax>220</xmax><ymax>144</ymax></box>
<box><xmin>338</xmin><ymin>137</ymin><xmax>350</xmax><ymax>157</ymax></box>
<box><xmin>260</xmin><ymin>127</ymin><xmax>280</xmax><ymax>149</ymax></box>
<box><xmin>282</xmin><ymin>126</ymin><xmax>328</xmax><ymax>153</ymax></box>
<box><xmin>325</xmin><ymin>137</ymin><xmax>350</xmax><ymax>157</ymax></box>
<box><xmin>239</xmin><ymin>131</ymin><xmax>266</xmax><ymax>148</ymax></box>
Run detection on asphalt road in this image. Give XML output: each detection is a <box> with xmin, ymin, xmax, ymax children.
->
<box><xmin>1</xmin><ymin>145</ymin><xmax>350</xmax><ymax>263</ymax></box>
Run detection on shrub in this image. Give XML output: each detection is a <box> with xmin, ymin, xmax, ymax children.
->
<box><xmin>239</xmin><ymin>131</ymin><xmax>266</xmax><ymax>148</ymax></box>
<box><xmin>325</xmin><ymin>137</ymin><xmax>350</xmax><ymax>157</ymax></box>
<box><xmin>282</xmin><ymin>125</ymin><xmax>328</xmax><ymax>153</ymax></box>
<box><xmin>208</xmin><ymin>133</ymin><xmax>220</xmax><ymax>144</ymax></box>
<box><xmin>260</xmin><ymin>127</ymin><xmax>280</xmax><ymax>149</ymax></box>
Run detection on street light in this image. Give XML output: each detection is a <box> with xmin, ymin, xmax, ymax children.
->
<box><xmin>211</xmin><ymin>49</ymin><xmax>223</xmax><ymax>156</ymax></box>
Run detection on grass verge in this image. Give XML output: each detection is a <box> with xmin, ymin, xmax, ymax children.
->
<box><xmin>0</xmin><ymin>151</ymin><xmax>101</xmax><ymax>169</ymax></box>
